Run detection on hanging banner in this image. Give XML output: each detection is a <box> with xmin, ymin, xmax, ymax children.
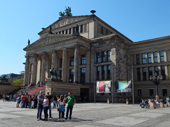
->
<box><xmin>116</xmin><ymin>80</ymin><xmax>131</xmax><ymax>93</ymax></box>
<box><xmin>96</xmin><ymin>81</ymin><xmax>111</xmax><ymax>93</ymax></box>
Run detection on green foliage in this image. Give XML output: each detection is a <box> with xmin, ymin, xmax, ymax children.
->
<box><xmin>13</xmin><ymin>79</ymin><xmax>22</xmax><ymax>86</ymax></box>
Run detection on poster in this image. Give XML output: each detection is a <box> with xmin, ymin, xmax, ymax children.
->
<box><xmin>96</xmin><ymin>81</ymin><xmax>111</xmax><ymax>93</ymax></box>
<box><xmin>116</xmin><ymin>80</ymin><xmax>131</xmax><ymax>93</ymax></box>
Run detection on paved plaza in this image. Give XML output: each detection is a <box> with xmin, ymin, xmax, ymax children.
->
<box><xmin>0</xmin><ymin>100</ymin><xmax>170</xmax><ymax>127</ymax></box>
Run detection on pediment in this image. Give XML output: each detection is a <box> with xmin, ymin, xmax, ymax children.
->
<box><xmin>24</xmin><ymin>34</ymin><xmax>72</xmax><ymax>51</ymax></box>
<box><xmin>39</xmin><ymin>16</ymin><xmax>90</xmax><ymax>35</ymax></box>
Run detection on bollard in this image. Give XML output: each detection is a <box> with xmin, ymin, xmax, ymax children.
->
<box><xmin>107</xmin><ymin>98</ymin><xmax>110</xmax><ymax>104</ymax></box>
<box><xmin>150</xmin><ymin>99</ymin><xmax>156</xmax><ymax>109</ymax></box>
<box><xmin>167</xmin><ymin>100</ymin><xmax>170</xmax><ymax>107</ymax></box>
<box><xmin>160</xmin><ymin>99</ymin><xmax>164</xmax><ymax>108</ymax></box>
<box><xmin>126</xmin><ymin>99</ymin><xmax>129</xmax><ymax>105</ymax></box>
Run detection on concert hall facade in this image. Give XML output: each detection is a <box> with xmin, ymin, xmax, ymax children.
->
<box><xmin>23</xmin><ymin>13</ymin><xmax>170</xmax><ymax>102</ymax></box>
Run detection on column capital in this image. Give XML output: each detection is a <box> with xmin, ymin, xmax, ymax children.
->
<box><xmin>33</xmin><ymin>53</ymin><xmax>37</xmax><ymax>57</ymax></box>
<box><xmin>73</xmin><ymin>44</ymin><xmax>80</xmax><ymax>48</ymax></box>
<box><xmin>62</xmin><ymin>47</ymin><xmax>67</xmax><ymax>51</ymax></box>
<box><xmin>51</xmin><ymin>49</ymin><xmax>57</xmax><ymax>53</ymax></box>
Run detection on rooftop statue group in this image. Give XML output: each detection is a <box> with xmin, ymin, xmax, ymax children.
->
<box><xmin>59</xmin><ymin>6</ymin><xmax>72</xmax><ymax>17</ymax></box>
<box><xmin>0</xmin><ymin>75</ymin><xmax>8</xmax><ymax>83</ymax></box>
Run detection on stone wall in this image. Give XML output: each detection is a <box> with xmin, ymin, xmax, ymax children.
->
<box><xmin>0</xmin><ymin>84</ymin><xmax>20</xmax><ymax>97</ymax></box>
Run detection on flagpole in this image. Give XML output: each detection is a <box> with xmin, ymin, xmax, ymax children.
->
<box><xmin>132</xmin><ymin>63</ymin><xmax>134</xmax><ymax>104</ymax></box>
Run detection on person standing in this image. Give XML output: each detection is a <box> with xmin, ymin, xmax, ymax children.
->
<box><xmin>57</xmin><ymin>95</ymin><xmax>65</xmax><ymax>121</ymax></box>
<box><xmin>42</xmin><ymin>95</ymin><xmax>49</xmax><ymax>121</ymax></box>
<box><xmin>37</xmin><ymin>91</ymin><xmax>44</xmax><ymax>121</ymax></box>
<box><xmin>65</xmin><ymin>92</ymin><xmax>76</xmax><ymax>120</ymax></box>
<box><xmin>46</xmin><ymin>92</ymin><xmax>53</xmax><ymax>118</ymax></box>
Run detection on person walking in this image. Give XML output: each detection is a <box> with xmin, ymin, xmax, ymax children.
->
<box><xmin>65</xmin><ymin>92</ymin><xmax>76</xmax><ymax>120</ymax></box>
<box><xmin>43</xmin><ymin>95</ymin><xmax>49</xmax><ymax>121</ymax></box>
<box><xmin>57</xmin><ymin>95</ymin><xmax>65</xmax><ymax>121</ymax></box>
<box><xmin>46</xmin><ymin>92</ymin><xmax>53</xmax><ymax>118</ymax></box>
<box><xmin>37</xmin><ymin>91</ymin><xmax>44</xmax><ymax>121</ymax></box>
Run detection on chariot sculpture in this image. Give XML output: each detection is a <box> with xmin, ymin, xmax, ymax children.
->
<box><xmin>59</xmin><ymin>6</ymin><xmax>72</xmax><ymax>16</ymax></box>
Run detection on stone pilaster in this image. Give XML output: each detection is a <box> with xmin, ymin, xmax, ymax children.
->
<box><xmin>134</xmin><ymin>68</ymin><xmax>137</xmax><ymax>81</ymax></box>
<box><xmin>24</xmin><ymin>55</ymin><xmax>29</xmax><ymax>85</ymax></box>
<box><xmin>157</xmin><ymin>51</ymin><xmax>160</xmax><ymax>63</ymax></box>
<box><xmin>32</xmin><ymin>53</ymin><xmax>37</xmax><ymax>84</ymax></box>
<box><xmin>134</xmin><ymin>54</ymin><xmax>136</xmax><ymax>65</ymax></box>
<box><xmin>99</xmin><ymin>66</ymin><xmax>102</xmax><ymax>80</ymax></box>
<box><xmin>62</xmin><ymin>48</ymin><xmax>67</xmax><ymax>82</ymax></box>
<box><xmin>40</xmin><ymin>52</ymin><xmax>46</xmax><ymax>83</ymax></box>
<box><xmin>140</xmin><ymin>54</ymin><xmax>142</xmax><ymax>64</ymax></box>
<box><xmin>105</xmin><ymin>65</ymin><xmax>107</xmax><ymax>80</ymax></box>
<box><xmin>164</xmin><ymin>50</ymin><xmax>167</xmax><ymax>62</ymax></box>
<box><xmin>74</xmin><ymin>45</ymin><xmax>79</xmax><ymax>83</ymax></box>
<box><xmin>51</xmin><ymin>50</ymin><xmax>57</xmax><ymax>69</ymax></box>
<box><xmin>146</xmin><ymin>67</ymin><xmax>149</xmax><ymax>81</ymax></box>
<box><xmin>140</xmin><ymin>68</ymin><xmax>143</xmax><ymax>81</ymax></box>
<box><xmin>151</xmin><ymin>52</ymin><xmax>154</xmax><ymax>63</ymax></box>
<box><xmin>165</xmin><ymin>65</ymin><xmax>168</xmax><ymax>79</ymax></box>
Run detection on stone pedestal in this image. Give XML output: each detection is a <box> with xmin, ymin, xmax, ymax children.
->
<box><xmin>150</xmin><ymin>100</ymin><xmax>156</xmax><ymax>109</ymax></box>
<box><xmin>155</xmin><ymin>95</ymin><xmax>159</xmax><ymax>102</ymax></box>
<box><xmin>160</xmin><ymin>99</ymin><xmax>164</xmax><ymax>108</ymax></box>
<box><xmin>107</xmin><ymin>98</ymin><xmax>110</xmax><ymax>104</ymax></box>
<box><xmin>126</xmin><ymin>99</ymin><xmax>129</xmax><ymax>105</ymax></box>
<box><xmin>167</xmin><ymin>100</ymin><xmax>170</xmax><ymax>107</ymax></box>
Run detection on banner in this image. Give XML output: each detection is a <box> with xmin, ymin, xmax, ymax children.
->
<box><xmin>116</xmin><ymin>80</ymin><xmax>131</xmax><ymax>93</ymax></box>
<box><xmin>96</xmin><ymin>81</ymin><xmax>111</xmax><ymax>93</ymax></box>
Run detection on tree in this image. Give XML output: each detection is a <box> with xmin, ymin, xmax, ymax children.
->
<box><xmin>13</xmin><ymin>79</ymin><xmax>22</xmax><ymax>86</ymax></box>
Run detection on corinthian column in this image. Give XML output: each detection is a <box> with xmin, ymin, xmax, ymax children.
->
<box><xmin>41</xmin><ymin>52</ymin><xmax>46</xmax><ymax>83</ymax></box>
<box><xmin>24</xmin><ymin>55</ymin><xmax>29</xmax><ymax>85</ymax></box>
<box><xmin>32</xmin><ymin>53</ymin><xmax>37</xmax><ymax>84</ymax></box>
<box><xmin>62</xmin><ymin>48</ymin><xmax>67</xmax><ymax>82</ymax></box>
<box><xmin>74</xmin><ymin>45</ymin><xmax>79</xmax><ymax>83</ymax></box>
<box><xmin>51</xmin><ymin>50</ymin><xmax>57</xmax><ymax>69</ymax></box>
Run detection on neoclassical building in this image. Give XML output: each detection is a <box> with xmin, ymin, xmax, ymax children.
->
<box><xmin>23</xmin><ymin>12</ymin><xmax>170</xmax><ymax>102</ymax></box>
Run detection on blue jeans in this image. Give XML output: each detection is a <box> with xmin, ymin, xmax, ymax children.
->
<box><xmin>44</xmin><ymin>107</ymin><xmax>49</xmax><ymax>119</ymax></box>
<box><xmin>37</xmin><ymin>104</ymin><xmax>43</xmax><ymax>119</ymax></box>
<box><xmin>49</xmin><ymin>103</ymin><xmax>52</xmax><ymax>117</ymax></box>
<box><xmin>66</xmin><ymin>105</ymin><xmax>73</xmax><ymax>119</ymax></box>
<box><xmin>21</xmin><ymin>101</ymin><xmax>25</xmax><ymax>108</ymax></box>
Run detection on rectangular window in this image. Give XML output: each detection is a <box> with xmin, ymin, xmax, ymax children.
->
<box><xmin>73</xmin><ymin>27</ymin><xmax>76</xmax><ymax>34</ymax></box>
<box><xmin>102</xmin><ymin>66</ymin><xmax>105</xmax><ymax>80</ymax></box>
<box><xmin>80</xmin><ymin>68</ymin><xmax>85</xmax><ymax>84</ymax></box>
<box><xmin>62</xmin><ymin>30</ymin><xmax>64</xmax><ymax>34</ymax></box>
<box><xmin>70</xmin><ymin>56</ymin><xmax>74</xmax><ymax>66</ymax></box>
<box><xmin>162</xmin><ymin>89</ymin><xmax>167</xmax><ymax>96</ymax></box>
<box><xmin>143</xmin><ymin>67</ymin><xmax>146</xmax><ymax>81</ymax></box>
<box><xmin>137</xmin><ymin>68</ymin><xmax>140</xmax><ymax>81</ymax></box>
<box><xmin>60</xmin><ymin>58</ymin><xmax>62</xmax><ymax>67</ymax></box>
<box><xmin>142</xmin><ymin>53</ymin><xmax>146</xmax><ymax>64</ymax></box>
<box><xmin>56</xmin><ymin>32</ymin><xmax>58</xmax><ymax>34</ymax></box>
<box><xmin>154</xmin><ymin>52</ymin><xmax>158</xmax><ymax>63</ymax></box>
<box><xmin>66</xmin><ymin>29</ymin><xmax>68</xmax><ymax>34</ymax></box>
<box><xmin>148</xmin><ymin>53</ymin><xmax>152</xmax><ymax>63</ymax></box>
<box><xmin>148</xmin><ymin>67</ymin><xmax>152</xmax><ymax>80</ymax></box>
<box><xmin>80</xmin><ymin>25</ymin><xmax>83</xmax><ymax>33</ymax></box>
<box><xmin>96</xmin><ymin>52</ymin><xmax>100</xmax><ymax>63</ymax></box>
<box><xmin>154</xmin><ymin>66</ymin><xmax>158</xmax><ymax>75</ymax></box>
<box><xmin>161</xmin><ymin>65</ymin><xmax>166</xmax><ymax>80</ymax></box>
<box><xmin>136</xmin><ymin>54</ymin><xmax>140</xmax><ymax>64</ymax></box>
<box><xmin>107</xmin><ymin>51</ymin><xmax>110</xmax><ymax>61</ymax></box>
<box><xmin>96</xmin><ymin>66</ymin><xmax>100</xmax><ymax>80</ymax></box>
<box><xmin>107</xmin><ymin>65</ymin><xmax>111</xmax><ymax>80</ymax></box>
<box><xmin>138</xmin><ymin>89</ymin><xmax>142</xmax><ymax>96</ymax></box>
<box><xmin>84</xmin><ymin>24</ymin><xmax>87</xmax><ymax>32</ymax></box>
<box><xmin>69</xmin><ymin>69</ymin><xmax>74</xmax><ymax>83</ymax></box>
<box><xmin>69</xmin><ymin>28</ymin><xmax>71</xmax><ymax>34</ymax></box>
<box><xmin>101</xmin><ymin>51</ymin><xmax>105</xmax><ymax>62</ymax></box>
<box><xmin>106</xmin><ymin>29</ymin><xmax>108</xmax><ymax>35</ymax></box>
<box><xmin>101</xmin><ymin>26</ymin><xmax>103</xmax><ymax>34</ymax></box>
<box><xmin>149</xmin><ymin>89</ymin><xmax>154</xmax><ymax>96</ymax></box>
<box><xmin>81</xmin><ymin>54</ymin><xmax>86</xmax><ymax>64</ymax></box>
<box><xmin>160</xmin><ymin>51</ymin><xmax>164</xmax><ymax>62</ymax></box>
<box><xmin>59</xmin><ymin>31</ymin><xmax>61</xmax><ymax>34</ymax></box>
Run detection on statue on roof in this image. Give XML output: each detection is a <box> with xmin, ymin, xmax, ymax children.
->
<box><xmin>28</xmin><ymin>39</ymin><xmax>30</xmax><ymax>45</ymax></box>
<box><xmin>59</xmin><ymin>7</ymin><xmax>72</xmax><ymax>17</ymax></box>
<box><xmin>49</xmin><ymin>26</ymin><xmax>53</xmax><ymax>34</ymax></box>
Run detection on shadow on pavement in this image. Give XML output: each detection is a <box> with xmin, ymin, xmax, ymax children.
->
<box><xmin>48</xmin><ymin>117</ymin><xmax>93</xmax><ymax>122</ymax></box>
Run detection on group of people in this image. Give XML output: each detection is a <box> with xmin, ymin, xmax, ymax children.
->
<box><xmin>36</xmin><ymin>91</ymin><xmax>76</xmax><ymax>121</ymax></box>
<box><xmin>3</xmin><ymin>94</ymin><xmax>16</xmax><ymax>102</ymax></box>
<box><xmin>139</xmin><ymin>98</ymin><xmax>160</xmax><ymax>108</ymax></box>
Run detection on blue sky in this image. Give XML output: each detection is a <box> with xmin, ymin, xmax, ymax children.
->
<box><xmin>0</xmin><ymin>0</ymin><xmax>170</xmax><ymax>75</ymax></box>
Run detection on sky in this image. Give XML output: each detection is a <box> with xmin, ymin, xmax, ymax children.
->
<box><xmin>0</xmin><ymin>0</ymin><xmax>170</xmax><ymax>75</ymax></box>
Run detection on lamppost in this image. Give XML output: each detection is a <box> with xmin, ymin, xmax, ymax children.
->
<box><xmin>150</xmin><ymin>73</ymin><xmax>163</xmax><ymax>102</ymax></box>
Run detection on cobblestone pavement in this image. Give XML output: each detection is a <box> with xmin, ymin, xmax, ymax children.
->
<box><xmin>0</xmin><ymin>100</ymin><xmax>170</xmax><ymax>127</ymax></box>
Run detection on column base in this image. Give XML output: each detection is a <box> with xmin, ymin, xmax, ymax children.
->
<box><xmin>74</xmin><ymin>81</ymin><xmax>78</xmax><ymax>84</ymax></box>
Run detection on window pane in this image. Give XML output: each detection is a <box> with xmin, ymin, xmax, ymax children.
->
<box><xmin>162</xmin><ymin>89</ymin><xmax>167</xmax><ymax>96</ymax></box>
<box><xmin>142</xmin><ymin>53</ymin><xmax>146</xmax><ymax>64</ymax></box>
<box><xmin>96</xmin><ymin>52</ymin><xmax>100</xmax><ymax>63</ymax></box>
<box><xmin>96</xmin><ymin>66</ymin><xmax>100</xmax><ymax>80</ymax></box>
<box><xmin>154</xmin><ymin>52</ymin><xmax>158</xmax><ymax>63</ymax></box>
<box><xmin>161</xmin><ymin>65</ymin><xmax>165</xmax><ymax>80</ymax></box>
<box><xmin>107</xmin><ymin>51</ymin><xmax>110</xmax><ymax>61</ymax></box>
<box><xmin>160</xmin><ymin>51</ymin><xmax>164</xmax><ymax>62</ymax></box>
<box><xmin>70</xmin><ymin>56</ymin><xmax>74</xmax><ymax>66</ymax></box>
<box><xmin>136</xmin><ymin>54</ymin><xmax>140</xmax><ymax>64</ymax></box>
<box><xmin>80</xmin><ymin>25</ymin><xmax>83</xmax><ymax>33</ymax></box>
<box><xmin>107</xmin><ymin>65</ymin><xmax>110</xmax><ymax>79</ymax></box>
<box><xmin>148</xmin><ymin>67</ymin><xmax>152</xmax><ymax>80</ymax></box>
<box><xmin>81</xmin><ymin>54</ymin><xmax>86</xmax><ymax>64</ymax></box>
<box><xmin>138</xmin><ymin>89</ymin><xmax>142</xmax><ymax>96</ymax></box>
<box><xmin>80</xmin><ymin>68</ymin><xmax>85</xmax><ymax>84</ymax></box>
<box><xmin>143</xmin><ymin>67</ymin><xmax>146</xmax><ymax>81</ymax></box>
<box><xmin>149</xmin><ymin>89</ymin><xmax>154</xmax><ymax>96</ymax></box>
<box><xmin>137</xmin><ymin>68</ymin><xmax>140</xmax><ymax>81</ymax></box>
<box><xmin>148</xmin><ymin>53</ymin><xmax>152</xmax><ymax>63</ymax></box>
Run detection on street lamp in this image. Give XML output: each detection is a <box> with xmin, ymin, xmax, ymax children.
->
<box><xmin>150</xmin><ymin>73</ymin><xmax>163</xmax><ymax>102</ymax></box>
